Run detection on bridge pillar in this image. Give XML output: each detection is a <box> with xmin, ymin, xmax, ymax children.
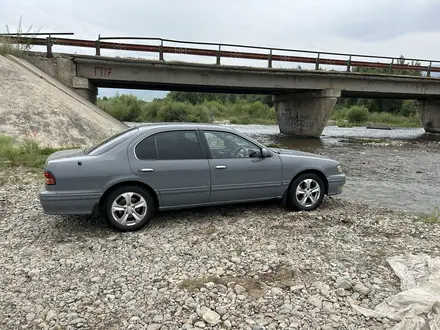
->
<box><xmin>415</xmin><ymin>99</ymin><xmax>440</xmax><ymax>134</ymax></box>
<box><xmin>274</xmin><ymin>89</ymin><xmax>341</xmax><ymax>138</ymax></box>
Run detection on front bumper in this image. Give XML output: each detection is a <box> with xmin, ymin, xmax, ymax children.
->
<box><xmin>39</xmin><ymin>185</ymin><xmax>101</xmax><ymax>215</ymax></box>
<box><xmin>327</xmin><ymin>173</ymin><xmax>346</xmax><ymax>196</ymax></box>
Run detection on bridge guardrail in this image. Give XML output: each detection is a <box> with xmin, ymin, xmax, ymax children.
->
<box><xmin>2</xmin><ymin>34</ymin><xmax>440</xmax><ymax>76</ymax></box>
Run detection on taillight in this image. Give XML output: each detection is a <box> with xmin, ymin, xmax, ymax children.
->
<box><xmin>44</xmin><ymin>170</ymin><xmax>56</xmax><ymax>185</ymax></box>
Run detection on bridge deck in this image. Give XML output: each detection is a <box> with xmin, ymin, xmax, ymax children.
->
<box><xmin>73</xmin><ymin>55</ymin><xmax>440</xmax><ymax>99</ymax></box>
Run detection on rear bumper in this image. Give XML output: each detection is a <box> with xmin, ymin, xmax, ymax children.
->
<box><xmin>39</xmin><ymin>185</ymin><xmax>101</xmax><ymax>215</ymax></box>
<box><xmin>327</xmin><ymin>173</ymin><xmax>346</xmax><ymax>196</ymax></box>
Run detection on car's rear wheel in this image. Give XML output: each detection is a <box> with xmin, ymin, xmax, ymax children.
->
<box><xmin>287</xmin><ymin>173</ymin><xmax>325</xmax><ymax>211</ymax></box>
<box><xmin>104</xmin><ymin>185</ymin><xmax>154</xmax><ymax>231</ymax></box>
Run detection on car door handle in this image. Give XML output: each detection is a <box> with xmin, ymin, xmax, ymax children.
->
<box><xmin>139</xmin><ymin>168</ymin><xmax>154</xmax><ymax>172</ymax></box>
<box><xmin>215</xmin><ymin>165</ymin><xmax>227</xmax><ymax>169</ymax></box>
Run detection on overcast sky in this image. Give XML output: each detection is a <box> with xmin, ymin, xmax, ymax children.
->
<box><xmin>2</xmin><ymin>0</ymin><xmax>439</xmax><ymax>98</ymax></box>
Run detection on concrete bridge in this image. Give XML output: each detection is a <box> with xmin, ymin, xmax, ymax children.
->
<box><xmin>23</xmin><ymin>53</ymin><xmax>440</xmax><ymax>137</ymax></box>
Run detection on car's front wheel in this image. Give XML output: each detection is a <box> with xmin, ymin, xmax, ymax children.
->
<box><xmin>104</xmin><ymin>185</ymin><xmax>154</xmax><ymax>231</ymax></box>
<box><xmin>287</xmin><ymin>173</ymin><xmax>325</xmax><ymax>211</ymax></box>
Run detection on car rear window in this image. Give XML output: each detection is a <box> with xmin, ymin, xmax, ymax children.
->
<box><xmin>155</xmin><ymin>131</ymin><xmax>203</xmax><ymax>160</ymax></box>
<box><xmin>85</xmin><ymin>127</ymin><xmax>139</xmax><ymax>156</ymax></box>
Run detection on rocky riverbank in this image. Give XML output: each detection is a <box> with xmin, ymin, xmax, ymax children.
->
<box><xmin>1</xmin><ymin>169</ymin><xmax>439</xmax><ymax>330</ymax></box>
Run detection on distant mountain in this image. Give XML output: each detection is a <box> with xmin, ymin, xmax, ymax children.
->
<box><xmin>98</xmin><ymin>88</ymin><xmax>168</xmax><ymax>100</ymax></box>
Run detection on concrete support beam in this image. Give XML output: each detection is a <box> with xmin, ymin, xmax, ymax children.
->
<box><xmin>415</xmin><ymin>99</ymin><xmax>440</xmax><ymax>134</ymax></box>
<box><xmin>274</xmin><ymin>89</ymin><xmax>341</xmax><ymax>138</ymax></box>
<box><xmin>72</xmin><ymin>77</ymin><xmax>98</xmax><ymax>104</ymax></box>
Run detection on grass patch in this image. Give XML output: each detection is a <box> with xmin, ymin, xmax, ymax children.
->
<box><xmin>178</xmin><ymin>265</ymin><xmax>304</xmax><ymax>299</ymax></box>
<box><xmin>0</xmin><ymin>135</ymin><xmax>74</xmax><ymax>169</ymax></box>
<box><xmin>367</xmin><ymin>112</ymin><xmax>421</xmax><ymax>128</ymax></box>
<box><xmin>178</xmin><ymin>275</ymin><xmax>266</xmax><ymax>299</ymax></box>
<box><xmin>421</xmin><ymin>207</ymin><xmax>440</xmax><ymax>224</ymax></box>
<box><xmin>192</xmin><ymin>224</ymin><xmax>217</xmax><ymax>236</ymax></box>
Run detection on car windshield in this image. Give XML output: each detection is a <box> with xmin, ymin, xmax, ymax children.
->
<box><xmin>84</xmin><ymin>127</ymin><xmax>139</xmax><ymax>155</ymax></box>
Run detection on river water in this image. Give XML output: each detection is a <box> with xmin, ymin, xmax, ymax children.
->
<box><xmin>130</xmin><ymin>122</ymin><xmax>440</xmax><ymax>214</ymax></box>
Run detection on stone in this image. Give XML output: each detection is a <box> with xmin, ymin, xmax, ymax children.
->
<box><xmin>280</xmin><ymin>304</ymin><xmax>293</xmax><ymax>314</ymax></box>
<box><xmin>290</xmin><ymin>284</ymin><xmax>305</xmax><ymax>292</ymax></box>
<box><xmin>152</xmin><ymin>314</ymin><xmax>163</xmax><ymax>323</ymax></box>
<box><xmin>307</xmin><ymin>295</ymin><xmax>323</xmax><ymax>309</ymax></box>
<box><xmin>330</xmin><ymin>315</ymin><xmax>341</xmax><ymax>322</ymax></box>
<box><xmin>26</xmin><ymin>312</ymin><xmax>36</xmax><ymax>322</ymax></box>
<box><xmin>216</xmin><ymin>306</ymin><xmax>227</xmax><ymax>316</ymax></box>
<box><xmin>353</xmin><ymin>282</ymin><xmax>371</xmax><ymax>296</ymax></box>
<box><xmin>198</xmin><ymin>307</ymin><xmax>220</xmax><ymax>326</ymax></box>
<box><xmin>267</xmin><ymin>245</ymin><xmax>277</xmax><ymax>251</ymax></box>
<box><xmin>45</xmin><ymin>310</ymin><xmax>57</xmax><ymax>321</ymax></box>
<box><xmin>351</xmin><ymin>292</ymin><xmax>360</xmax><ymax>300</ymax></box>
<box><xmin>271</xmin><ymin>287</ymin><xmax>283</xmax><ymax>296</ymax></box>
<box><xmin>146</xmin><ymin>325</ymin><xmax>161</xmax><ymax>330</ymax></box>
<box><xmin>322</xmin><ymin>301</ymin><xmax>335</xmax><ymax>314</ymax></box>
<box><xmin>223</xmin><ymin>320</ymin><xmax>232</xmax><ymax>329</ymax></box>
<box><xmin>252</xmin><ymin>325</ymin><xmax>266</xmax><ymax>330</ymax></box>
<box><xmin>28</xmin><ymin>269</ymin><xmax>40</xmax><ymax>278</ymax></box>
<box><xmin>122</xmin><ymin>291</ymin><xmax>134</xmax><ymax>301</ymax></box>
<box><xmin>335</xmin><ymin>277</ymin><xmax>353</xmax><ymax>290</ymax></box>
<box><xmin>234</xmin><ymin>284</ymin><xmax>247</xmax><ymax>294</ymax></box>
<box><xmin>336</xmin><ymin>288</ymin><xmax>348</xmax><ymax>296</ymax></box>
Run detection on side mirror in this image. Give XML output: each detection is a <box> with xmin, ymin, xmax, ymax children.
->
<box><xmin>261</xmin><ymin>148</ymin><xmax>270</xmax><ymax>157</ymax></box>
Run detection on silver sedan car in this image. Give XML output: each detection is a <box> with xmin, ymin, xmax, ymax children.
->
<box><xmin>39</xmin><ymin>123</ymin><xmax>346</xmax><ymax>231</ymax></box>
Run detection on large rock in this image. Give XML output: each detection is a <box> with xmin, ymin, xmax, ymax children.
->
<box><xmin>197</xmin><ymin>306</ymin><xmax>220</xmax><ymax>325</ymax></box>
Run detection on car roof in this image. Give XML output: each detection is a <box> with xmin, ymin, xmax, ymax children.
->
<box><xmin>134</xmin><ymin>122</ymin><xmax>238</xmax><ymax>133</ymax></box>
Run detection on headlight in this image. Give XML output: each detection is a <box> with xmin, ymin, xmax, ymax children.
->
<box><xmin>337</xmin><ymin>165</ymin><xmax>342</xmax><ymax>173</ymax></box>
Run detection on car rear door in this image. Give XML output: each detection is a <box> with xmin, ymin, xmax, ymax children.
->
<box><xmin>201</xmin><ymin>129</ymin><xmax>283</xmax><ymax>203</ymax></box>
<box><xmin>128</xmin><ymin>129</ymin><xmax>210</xmax><ymax>207</ymax></box>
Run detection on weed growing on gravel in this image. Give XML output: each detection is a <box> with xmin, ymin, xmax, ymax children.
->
<box><xmin>178</xmin><ymin>275</ymin><xmax>266</xmax><ymax>299</ymax></box>
<box><xmin>422</xmin><ymin>207</ymin><xmax>440</xmax><ymax>224</ymax></box>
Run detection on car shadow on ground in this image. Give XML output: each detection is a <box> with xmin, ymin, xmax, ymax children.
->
<box><xmin>44</xmin><ymin>197</ymin><xmax>343</xmax><ymax>240</ymax></box>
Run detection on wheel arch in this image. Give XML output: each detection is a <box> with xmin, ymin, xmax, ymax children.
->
<box><xmin>283</xmin><ymin>169</ymin><xmax>329</xmax><ymax>202</ymax></box>
<box><xmin>98</xmin><ymin>180</ymin><xmax>160</xmax><ymax>211</ymax></box>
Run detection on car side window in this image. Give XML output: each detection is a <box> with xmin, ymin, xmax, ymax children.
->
<box><xmin>155</xmin><ymin>130</ymin><xmax>203</xmax><ymax>160</ymax></box>
<box><xmin>203</xmin><ymin>131</ymin><xmax>261</xmax><ymax>159</ymax></box>
<box><xmin>135</xmin><ymin>136</ymin><xmax>157</xmax><ymax>160</ymax></box>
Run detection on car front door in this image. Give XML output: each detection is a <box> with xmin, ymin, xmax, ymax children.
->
<box><xmin>129</xmin><ymin>129</ymin><xmax>210</xmax><ymax>207</ymax></box>
<box><xmin>201</xmin><ymin>129</ymin><xmax>283</xmax><ymax>203</ymax></box>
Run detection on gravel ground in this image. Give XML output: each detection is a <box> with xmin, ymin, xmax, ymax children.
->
<box><xmin>1</xmin><ymin>169</ymin><xmax>440</xmax><ymax>330</ymax></box>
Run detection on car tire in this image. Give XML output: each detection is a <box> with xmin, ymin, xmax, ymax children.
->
<box><xmin>104</xmin><ymin>185</ymin><xmax>154</xmax><ymax>232</ymax></box>
<box><xmin>287</xmin><ymin>173</ymin><xmax>325</xmax><ymax>211</ymax></box>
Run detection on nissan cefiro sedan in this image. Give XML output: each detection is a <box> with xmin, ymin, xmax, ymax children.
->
<box><xmin>39</xmin><ymin>123</ymin><xmax>346</xmax><ymax>231</ymax></box>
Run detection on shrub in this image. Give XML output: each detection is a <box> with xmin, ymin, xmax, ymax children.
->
<box><xmin>400</xmin><ymin>100</ymin><xmax>416</xmax><ymax>117</ymax></box>
<box><xmin>156</xmin><ymin>101</ymin><xmax>210</xmax><ymax>123</ymax></box>
<box><xmin>331</xmin><ymin>107</ymin><xmax>349</xmax><ymax>120</ymax></box>
<box><xmin>346</xmin><ymin>106</ymin><xmax>369</xmax><ymax>123</ymax></box>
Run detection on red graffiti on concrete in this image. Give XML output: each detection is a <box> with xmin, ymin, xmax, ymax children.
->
<box><xmin>94</xmin><ymin>67</ymin><xmax>112</xmax><ymax>77</ymax></box>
